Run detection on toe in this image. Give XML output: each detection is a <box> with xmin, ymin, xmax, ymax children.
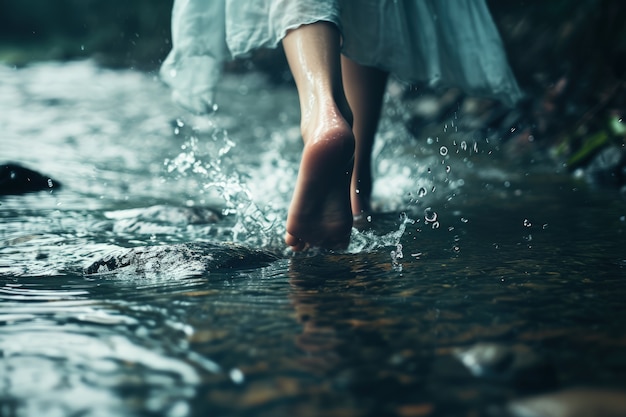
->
<box><xmin>285</xmin><ymin>232</ymin><xmax>306</xmax><ymax>252</ymax></box>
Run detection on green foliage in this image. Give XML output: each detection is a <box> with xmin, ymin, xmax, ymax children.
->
<box><xmin>555</xmin><ymin>114</ymin><xmax>626</xmax><ymax>169</ymax></box>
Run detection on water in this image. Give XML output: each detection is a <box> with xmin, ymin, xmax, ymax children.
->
<box><xmin>1</xmin><ymin>61</ymin><xmax>626</xmax><ymax>417</ymax></box>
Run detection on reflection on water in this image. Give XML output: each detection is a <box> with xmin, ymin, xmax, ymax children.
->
<box><xmin>1</xmin><ymin>61</ymin><xmax>626</xmax><ymax>416</ymax></box>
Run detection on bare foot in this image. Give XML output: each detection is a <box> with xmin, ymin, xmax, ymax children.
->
<box><xmin>285</xmin><ymin>108</ymin><xmax>355</xmax><ymax>252</ymax></box>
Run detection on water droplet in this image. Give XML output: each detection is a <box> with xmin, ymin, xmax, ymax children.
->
<box><xmin>460</xmin><ymin>217</ymin><xmax>468</xmax><ymax>223</ymax></box>
<box><xmin>523</xmin><ymin>219</ymin><xmax>532</xmax><ymax>227</ymax></box>
<box><xmin>47</xmin><ymin>179</ymin><xmax>53</xmax><ymax>188</ymax></box>
<box><xmin>460</xmin><ymin>141</ymin><xmax>468</xmax><ymax>151</ymax></box>
<box><xmin>431</xmin><ymin>221</ymin><xmax>440</xmax><ymax>229</ymax></box>
<box><xmin>445</xmin><ymin>165</ymin><xmax>451</xmax><ymax>173</ymax></box>
<box><xmin>418</xmin><ymin>187</ymin><xmax>427</xmax><ymax>197</ymax></box>
<box><xmin>426</xmin><ymin>137</ymin><xmax>434</xmax><ymax>145</ymax></box>
<box><xmin>424</xmin><ymin>207</ymin><xmax>438</xmax><ymax>223</ymax></box>
<box><xmin>212</xmin><ymin>103</ymin><xmax>219</xmax><ymax>112</ymax></box>
<box><xmin>391</xmin><ymin>243</ymin><xmax>404</xmax><ymax>271</ymax></box>
<box><xmin>229</xmin><ymin>368</ymin><xmax>244</xmax><ymax>384</ymax></box>
<box><xmin>439</xmin><ymin>146</ymin><xmax>448</xmax><ymax>156</ymax></box>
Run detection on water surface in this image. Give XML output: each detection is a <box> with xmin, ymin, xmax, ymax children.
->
<box><xmin>1</xmin><ymin>61</ymin><xmax>625</xmax><ymax>417</ymax></box>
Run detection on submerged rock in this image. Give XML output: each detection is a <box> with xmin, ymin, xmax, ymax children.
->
<box><xmin>454</xmin><ymin>343</ymin><xmax>515</xmax><ymax>377</ymax></box>
<box><xmin>84</xmin><ymin>242</ymin><xmax>279</xmax><ymax>278</ymax></box>
<box><xmin>505</xmin><ymin>388</ymin><xmax>626</xmax><ymax>417</ymax></box>
<box><xmin>453</xmin><ymin>343</ymin><xmax>556</xmax><ymax>390</ymax></box>
<box><xmin>0</xmin><ymin>163</ymin><xmax>61</xmax><ymax>195</ymax></box>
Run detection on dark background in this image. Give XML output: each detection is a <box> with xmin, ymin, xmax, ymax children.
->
<box><xmin>1</xmin><ymin>0</ymin><xmax>624</xmax><ymax>181</ymax></box>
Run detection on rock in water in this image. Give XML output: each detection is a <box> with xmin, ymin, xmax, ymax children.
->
<box><xmin>453</xmin><ymin>342</ymin><xmax>556</xmax><ymax>390</ymax></box>
<box><xmin>0</xmin><ymin>163</ymin><xmax>61</xmax><ymax>195</ymax></box>
<box><xmin>506</xmin><ymin>388</ymin><xmax>626</xmax><ymax>417</ymax></box>
<box><xmin>84</xmin><ymin>242</ymin><xmax>279</xmax><ymax>278</ymax></box>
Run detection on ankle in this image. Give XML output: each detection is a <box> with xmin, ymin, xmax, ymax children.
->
<box><xmin>301</xmin><ymin>103</ymin><xmax>352</xmax><ymax>145</ymax></box>
<box><xmin>299</xmin><ymin>82</ymin><xmax>352</xmax><ymax>133</ymax></box>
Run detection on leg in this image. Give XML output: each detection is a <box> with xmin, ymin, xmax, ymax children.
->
<box><xmin>282</xmin><ymin>22</ymin><xmax>355</xmax><ymax>251</ymax></box>
<box><xmin>340</xmin><ymin>57</ymin><xmax>388</xmax><ymax>217</ymax></box>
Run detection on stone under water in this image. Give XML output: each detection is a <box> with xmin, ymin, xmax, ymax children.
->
<box><xmin>84</xmin><ymin>242</ymin><xmax>279</xmax><ymax>278</ymax></box>
<box><xmin>0</xmin><ymin>162</ymin><xmax>61</xmax><ymax>195</ymax></box>
<box><xmin>506</xmin><ymin>388</ymin><xmax>626</xmax><ymax>417</ymax></box>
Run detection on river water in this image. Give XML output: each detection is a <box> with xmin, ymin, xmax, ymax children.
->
<box><xmin>1</xmin><ymin>61</ymin><xmax>626</xmax><ymax>417</ymax></box>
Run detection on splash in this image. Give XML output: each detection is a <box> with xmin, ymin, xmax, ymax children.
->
<box><xmin>348</xmin><ymin>212</ymin><xmax>415</xmax><ymax>255</ymax></box>
<box><xmin>164</xmin><ymin>117</ymin><xmax>282</xmax><ymax>249</ymax></box>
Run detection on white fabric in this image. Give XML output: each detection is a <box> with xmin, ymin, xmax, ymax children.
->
<box><xmin>160</xmin><ymin>0</ymin><xmax>523</xmax><ymax>113</ymax></box>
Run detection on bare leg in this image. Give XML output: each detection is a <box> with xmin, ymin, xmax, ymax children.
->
<box><xmin>282</xmin><ymin>22</ymin><xmax>355</xmax><ymax>251</ymax></box>
<box><xmin>340</xmin><ymin>57</ymin><xmax>388</xmax><ymax>217</ymax></box>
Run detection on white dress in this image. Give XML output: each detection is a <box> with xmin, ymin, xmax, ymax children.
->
<box><xmin>160</xmin><ymin>0</ymin><xmax>523</xmax><ymax>113</ymax></box>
